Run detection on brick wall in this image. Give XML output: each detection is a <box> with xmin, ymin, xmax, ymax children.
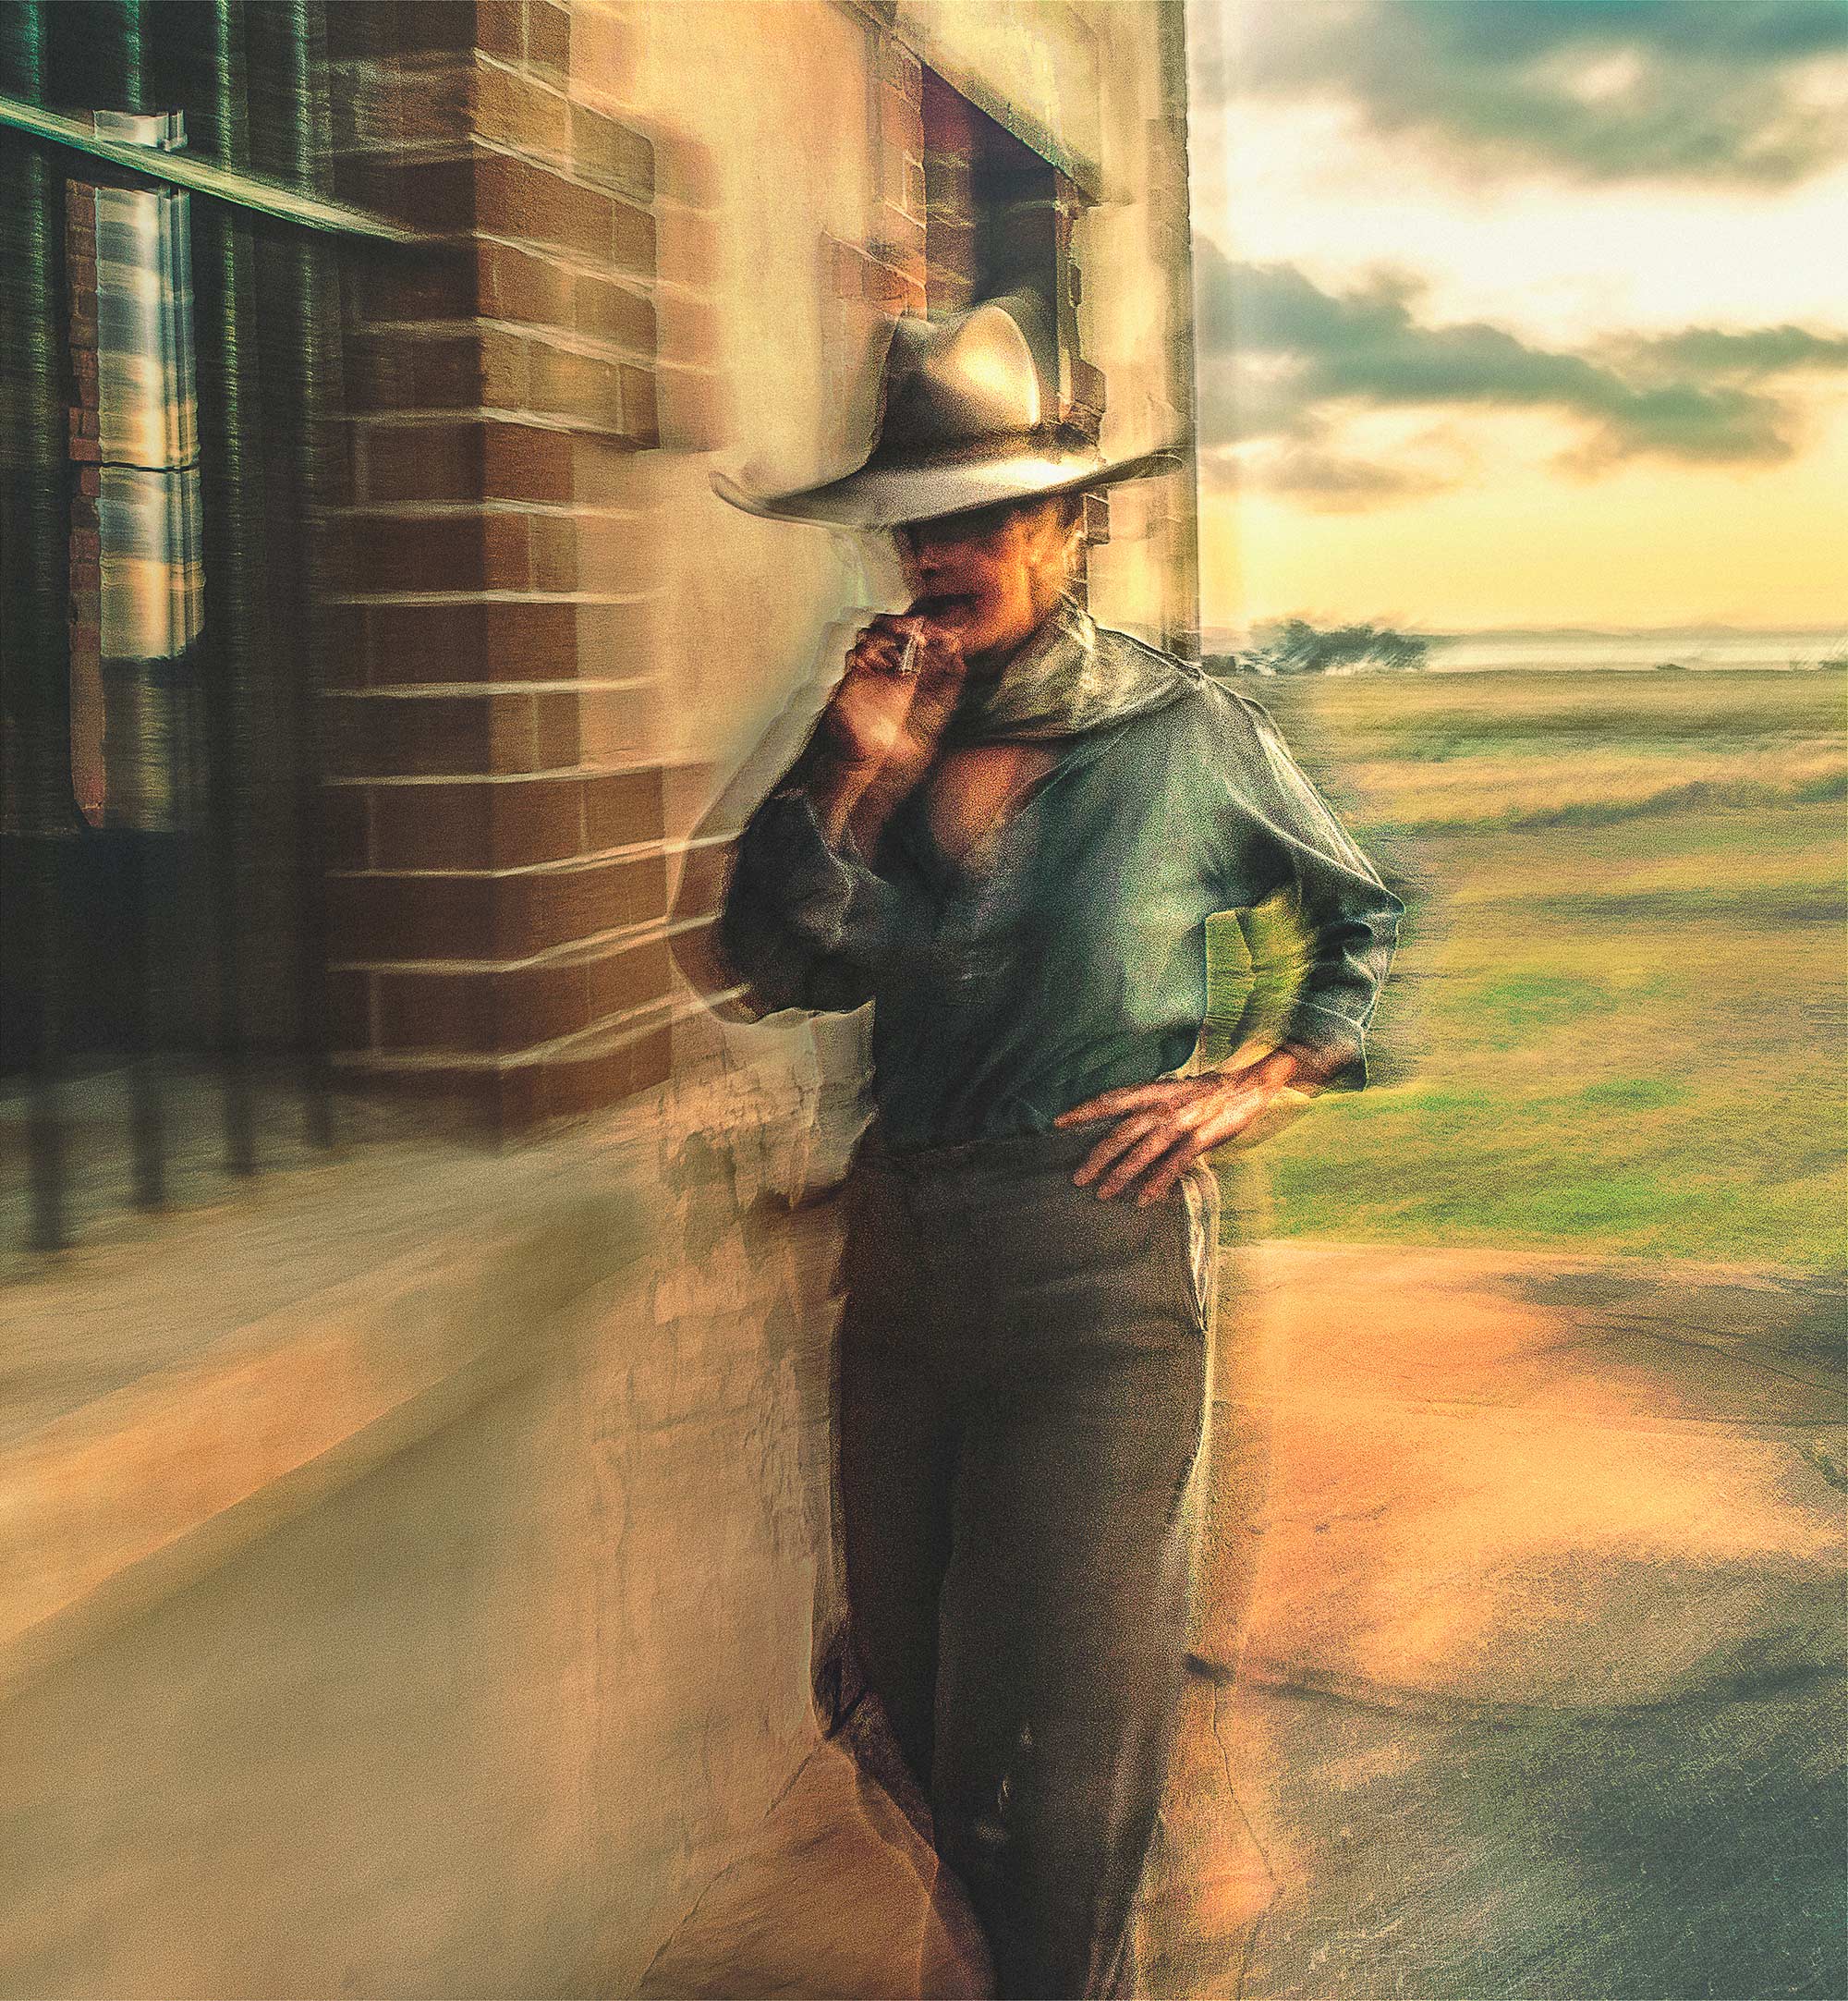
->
<box><xmin>323</xmin><ymin>0</ymin><xmax>674</xmax><ymax>1130</ymax></box>
<box><xmin>831</xmin><ymin>29</ymin><xmax>926</xmax><ymax>319</ymax></box>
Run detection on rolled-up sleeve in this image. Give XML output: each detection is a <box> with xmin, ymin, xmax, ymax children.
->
<box><xmin>1208</xmin><ymin>691</ymin><xmax>1404</xmax><ymax>1089</ymax></box>
<box><xmin>716</xmin><ymin>785</ymin><xmax>895</xmax><ymax>1017</ymax></box>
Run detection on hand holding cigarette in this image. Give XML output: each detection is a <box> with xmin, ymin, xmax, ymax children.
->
<box><xmin>808</xmin><ymin>610</ymin><xmax>967</xmax><ymax>836</ymax></box>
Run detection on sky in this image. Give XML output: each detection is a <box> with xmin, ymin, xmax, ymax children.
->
<box><xmin>1185</xmin><ymin>0</ymin><xmax>1848</xmax><ymax>635</ymax></box>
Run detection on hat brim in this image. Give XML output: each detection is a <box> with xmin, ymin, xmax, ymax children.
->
<box><xmin>712</xmin><ymin>440</ymin><xmax>1185</xmax><ymax>530</ymax></box>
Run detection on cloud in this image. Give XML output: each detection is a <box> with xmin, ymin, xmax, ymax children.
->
<box><xmin>1217</xmin><ymin>0</ymin><xmax>1848</xmax><ymax>189</ymax></box>
<box><xmin>1237</xmin><ymin>441</ymin><xmax>1451</xmax><ymax>510</ymax></box>
<box><xmin>1194</xmin><ymin>238</ymin><xmax>1848</xmax><ymax>507</ymax></box>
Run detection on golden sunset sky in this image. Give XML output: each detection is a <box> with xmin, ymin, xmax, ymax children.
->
<box><xmin>1186</xmin><ymin>0</ymin><xmax>1848</xmax><ymax>635</ymax></box>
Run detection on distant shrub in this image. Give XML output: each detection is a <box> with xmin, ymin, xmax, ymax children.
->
<box><xmin>1212</xmin><ymin>618</ymin><xmax>1431</xmax><ymax>677</ymax></box>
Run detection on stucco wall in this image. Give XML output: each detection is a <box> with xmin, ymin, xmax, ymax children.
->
<box><xmin>0</xmin><ymin>1054</ymin><xmax>848</xmax><ymax>1998</ymax></box>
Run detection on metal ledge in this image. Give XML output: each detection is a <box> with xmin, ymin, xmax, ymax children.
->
<box><xmin>0</xmin><ymin>92</ymin><xmax>422</xmax><ymax>243</ymax></box>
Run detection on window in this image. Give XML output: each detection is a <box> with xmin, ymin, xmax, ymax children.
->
<box><xmin>68</xmin><ymin>110</ymin><xmax>204</xmax><ymax>831</ymax></box>
<box><xmin>919</xmin><ymin>69</ymin><xmax>1108</xmax><ymax>573</ymax></box>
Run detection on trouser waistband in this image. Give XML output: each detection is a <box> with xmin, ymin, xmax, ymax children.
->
<box><xmin>854</xmin><ymin>1117</ymin><xmax>1102</xmax><ymax>1182</ymax></box>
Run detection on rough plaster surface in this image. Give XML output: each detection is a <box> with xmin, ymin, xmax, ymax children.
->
<box><xmin>0</xmin><ymin>1025</ymin><xmax>852</xmax><ymax>1999</ymax></box>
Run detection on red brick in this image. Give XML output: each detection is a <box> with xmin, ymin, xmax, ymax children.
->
<box><xmin>376</xmin><ymin>967</ymin><xmax>496</xmax><ymax>1051</ymax></box>
<box><xmin>860</xmin><ymin>258</ymin><xmax>909</xmax><ymax>308</ymax></box>
<box><xmin>326</xmin><ymin>870</ymin><xmax>497</xmax><ymax>962</ymax></box>
<box><xmin>472</xmin><ymin>57</ymin><xmax>570</xmax><ymax>159</ymax></box>
<box><xmin>484</xmin><ymin>511</ymin><xmax>535</xmax><ymax>589</ymax></box>
<box><xmin>880</xmin><ymin>83</ymin><xmax>923</xmax><ymax>154</ymax></box>
<box><xmin>322</xmin><ymin>785</ymin><xmax>372</xmax><ymax>870</ymax></box>
<box><xmin>528</xmin><ymin>343</ymin><xmax>623</xmax><ymax>429</ymax></box>
<box><xmin>362</xmin><ymin>423</ymin><xmax>482</xmax><ymax>503</ymax></box>
<box><xmin>323</xmin><ymin>689</ymin><xmax>541</xmax><ymax>778</ymax></box>
<box><xmin>477</xmin><ymin>239</ymin><xmax>573</xmax><ymax>329</ymax></box>
<box><xmin>363</xmin><ymin>602</ymin><xmax>490</xmax><ymax>684</ymax></box>
<box><xmin>473</xmin><ymin>0</ymin><xmax>524</xmax><ymax>62</ymax></box>
<box><xmin>376</xmin><ymin>958</ymin><xmax>597</xmax><ymax>1053</ymax></box>
<box><xmin>670</xmin><ymin>840</ymin><xmax>729</xmax><ymax>924</ymax></box>
<box><xmin>535</xmin><ymin>1019</ymin><xmax>674</xmax><ymax>1116</ymax></box>
<box><xmin>503</xmin><ymin>958</ymin><xmax>597</xmax><ymax>1045</ymax></box>
<box><xmin>371</xmin><ymin>773</ymin><xmax>590</xmax><ymax>872</ymax></box>
<box><xmin>879</xmin><ymin>37</ymin><xmax>922</xmax><ymax>103</ymax></box>
<box><xmin>385</xmin><ymin>0</ymin><xmax>483</xmax><ymax>56</ymax></box>
<box><xmin>570</xmin><ymin>104</ymin><xmax>653</xmax><ymax>196</ymax></box>
<box><xmin>584</xmin><ymin>767</ymin><xmax>663</xmax><ymax>849</ymax></box>
<box><xmin>872</xmin><ymin>212</ymin><xmax>926</xmax><ymax>265</ymax></box>
<box><xmin>533</xmin><ymin>689</ymin><xmax>580</xmax><ymax>768</ymax></box>
<box><xmin>576</xmin><ymin>275</ymin><xmax>655</xmax><ymax>352</ymax></box>
<box><xmin>525</xmin><ymin>0</ymin><xmax>570</xmax><ymax>80</ymax></box>
<box><xmin>486</xmin><ymin>599</ymin><xmax>580</xmax><ymax>677</ymax></box>
<box><xmin>528</xmin><ymin>513</ymin><xmax>578</xmax><ymax>592</ymax></box>
<box><xmin>497</xmin><ymin>851</ymin><xmax>666</xmax><ymax>954</ymax></box>
<box><xmin>475</xmin><ymin>151</ymin><xmax>613</xmax><ymax>260</ymax></box>
<box><xmin>371</xmin><ymin>780</ymin><xmax>490</xmax><ymax>870</ymax></box>
<box><xmin>481</xmin><ymin>421</ymin><xmax>574</xmax><ymax>501</ymax></box>
<box><xmin>478</xmin><ymin>327</ymin><xmax>531</xmax><ymax>409</ymax></box>
<box><xmin>348</xmin><ymin>513</ymin><xmax>487</xmax><ymax>594</ymax></box>
<box><xmin>618</xmin><ymin>365</ymin><xmax>659</xmax><ymax>445</ymax></box>
<box><xmin>609</xmin><ymin>199</ymin><xmax>655</xmax><ymax>277</ymax></box>
<box><xmin>345</xmin><ymin>329</ymin><xmax>459</xmax><ymax>413</ymax></box>
<box><xmin>586</xmin><ymin>934</ymin><xmax>672</xmax><ymax>1019</ymax></box>
<box><xmin>380</xmin><ymin>154</ymin><xmax>482</xmax><ymax>234</ymax></box>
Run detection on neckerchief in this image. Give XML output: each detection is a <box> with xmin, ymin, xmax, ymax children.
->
<box><xmin>942</xmin><ymin>594</ymin><xmax>1194</xmax><ymax>746</ymax></box>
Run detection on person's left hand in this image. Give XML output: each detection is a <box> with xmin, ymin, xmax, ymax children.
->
<box><xmin>1053</xmin><ymin>1049</ymin><xmax>1307</xmax><ymax>1204</ymax></box>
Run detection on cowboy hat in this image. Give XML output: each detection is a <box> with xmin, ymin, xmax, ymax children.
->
<box><xmin>711</xmin><ymin>295</ymin><xmax>1183</xmax><ymax>530</ymax></box>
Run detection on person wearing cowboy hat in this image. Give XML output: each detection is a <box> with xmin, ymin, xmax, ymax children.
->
<box><xmin>706</xmin><ymin>296</ymin><xmax>1404</xmax><ymax>1997</ymax></box>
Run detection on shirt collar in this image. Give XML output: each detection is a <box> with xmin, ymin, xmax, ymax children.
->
<box><xmin>943</xmin><ymin>595</ymin><xmax>1192</xmax><ymax>745</ymax></box>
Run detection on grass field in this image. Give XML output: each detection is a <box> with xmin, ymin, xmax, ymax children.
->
<box><xmin>1205</xmin><ymin>666</ymin><xmax>1848</xmax><ymax>1274</ymax></box>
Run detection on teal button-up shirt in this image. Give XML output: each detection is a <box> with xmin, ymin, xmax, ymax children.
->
<box><xmin>720</xmin><ymin>628</ymin><xmax>1404</xmax><ymax>1154</ymax></box>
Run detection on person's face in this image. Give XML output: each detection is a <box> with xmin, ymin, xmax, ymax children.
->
<box><xmin>894</xmin><ymin>495</ymin><xmax>1079</xmax><ymax>671</ymax></box>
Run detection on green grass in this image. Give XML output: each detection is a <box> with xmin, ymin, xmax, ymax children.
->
<box><xmin>1208</xmin><ymin>668</ymin><xmax>1848</xmax><ymax>1274</ymax></box>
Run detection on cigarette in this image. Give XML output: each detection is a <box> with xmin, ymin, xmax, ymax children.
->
<box><xmin>894</xmin><ymin>629</ymin><xmax>921</xmax><ymax>677</ymax></box>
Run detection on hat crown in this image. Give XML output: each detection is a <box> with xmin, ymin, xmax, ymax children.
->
<box><xmin>710</xmin><ymin>290</ymin><xmax>1177</xmax><ymax>529</ymax></box>
<box><xmin>874</xmin><ymin>300</ymin><xmax>1044</xmax><ymax>458</ymax></box>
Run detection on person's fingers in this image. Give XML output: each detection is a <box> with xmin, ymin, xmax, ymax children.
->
<box><xmin>1074</xmin><ymin>1113</ymin><xmax>1158</xmax><ymax>1189</ymax></box>
<box><xmin>845</xmin><ymin>633</ymin><xmax>911</xmax><ymax>677</ymax></box>
<box><xmin>1056</xmin><ymin>1081</ymin><xmax>1185</xmax><ymax>1128</ymax></box>
<box><xmin>1184</xmin><ymin>1084</ymin><xmax>1281</xmax><ymax>1159</ymax></box>
<box><xmin>1131</xmin><ymin>1130</ymin><xmax>1210</xmax><ymax>1205</ymax></box>
<box><xmin>1096</xmin><ymin>1120</ymin><xmax>1191</xmax><ymax>1201</ymax></box>
<box><xmin>1115</xmin><ymin>1083</ymin><xmax>1276</xmax><ymax>1202</ymax></box>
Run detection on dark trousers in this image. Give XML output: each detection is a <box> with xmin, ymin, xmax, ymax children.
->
<box><xmin>838</xmin><ymin>1124</ymin><xmax>1213</xmax><ymax>1999</ymax></box>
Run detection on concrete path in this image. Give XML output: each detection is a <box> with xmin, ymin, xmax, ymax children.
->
<box><xmin>637</xmin><ymin>1244</ymin><xmax>1846</xmax><ymax>2000</ymax></box>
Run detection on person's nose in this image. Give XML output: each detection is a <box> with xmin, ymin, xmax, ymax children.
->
<box><xmin>911</xmin><ymin>538</ymin><xmax>950</xmax><ymax>581</ymax></box>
